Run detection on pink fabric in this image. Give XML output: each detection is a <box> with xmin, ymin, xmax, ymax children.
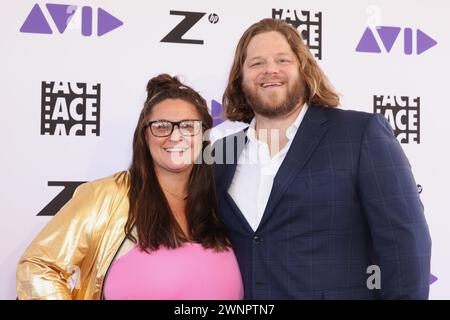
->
<box><xmin>103</xmin><ymin>243</ymin><xmax>244</xmax><ymax>300</ymax></box>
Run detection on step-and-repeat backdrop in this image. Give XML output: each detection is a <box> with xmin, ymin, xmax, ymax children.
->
<box><xmin>1</xmin><ymin>0</ymin><xmax>448</xmax><ymax>299</ymax></box>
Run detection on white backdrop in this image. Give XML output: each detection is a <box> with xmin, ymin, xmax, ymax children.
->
<box><xmin>1</xmin><ymin>0</ymin><xmax>448</xmax><ymax>299</ymax></box>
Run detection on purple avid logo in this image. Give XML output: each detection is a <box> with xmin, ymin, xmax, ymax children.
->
<box><xmin>211</xmin><ymin>99</ymin><xmax>224</xmax><ymax>127</ymax></box>
<box><xmin>430</xmin><ymin>274</ymin><xmax>438</xmax><ymax>285</ymax></box>
<box><xmin>356</xmin><ymin>26</ymin><xmax>437</xmax><ymax>55</ymax></box>
<box><xmin>20</xmin><ymin>3</ymin><xmax>123</xmax><ymax>36</ymax></box>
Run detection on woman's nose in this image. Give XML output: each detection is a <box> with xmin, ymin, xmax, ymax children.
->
<box><xmin>169</xmin><ymin>126</ymin><xmax>183</xmax><ymax>141</ymax></box>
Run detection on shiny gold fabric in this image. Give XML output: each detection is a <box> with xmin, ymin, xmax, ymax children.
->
<box><xmin>16</xmin><ymin>171</ymin><xmax>130</xmax><ymax>300</ymax></box>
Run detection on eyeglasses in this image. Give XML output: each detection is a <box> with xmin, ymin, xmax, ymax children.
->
<box><xmin>145</xmin><ymin>119</ymin><xmax>203</xmax><ymax>137</ymax></box>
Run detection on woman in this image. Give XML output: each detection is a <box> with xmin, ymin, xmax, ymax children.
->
<box><xmin>16</xmin><ymin>74</ymin><xmax>243</xmax><ymax>300</ymax></box>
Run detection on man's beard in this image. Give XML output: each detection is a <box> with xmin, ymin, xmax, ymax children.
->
<box><xmin>243</xmin><ymin>78</ymin><xmax>304</xmax><ymax>118</ymax></box>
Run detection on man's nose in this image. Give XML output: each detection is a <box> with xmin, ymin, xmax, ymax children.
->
<box><xmin>263</xmin><ymin>60</ymin><xmax>279</xmax><ymax>74</ymax></box>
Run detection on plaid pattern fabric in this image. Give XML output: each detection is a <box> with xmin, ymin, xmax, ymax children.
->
<box><xmin>213</xmin><ymin>105</ymin><xmax>431</xmax><ymax>300</ymax></box>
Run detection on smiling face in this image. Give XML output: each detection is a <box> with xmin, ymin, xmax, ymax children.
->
<box><xmin>242</xmin><ymin>31</ymin><xmax>304</xmax><ymax>118</ymax></box>
<box><xmin>145</xmin><ymin>98</ymin><xmax>204</xmax><ymax>174</ymax></box>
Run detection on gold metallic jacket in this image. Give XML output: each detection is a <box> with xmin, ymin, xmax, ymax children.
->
<box><xmin>16</xmin><ymin>171</ymin><xmax>130</xmax><ymax>300</ymax></box>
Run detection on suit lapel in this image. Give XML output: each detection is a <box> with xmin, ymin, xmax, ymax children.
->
<box><xmin>218</xmin><ymin>129</ymin><xmax>254</xmax><ymax>232</ymax></box>
<box><xmin>220</xmin><ymin>129</ymin><xmax>248</xmax><ymax>191</ymax></box>
<box><xmin>258</xmin><ymin>105</ymin><xmax>328</xmax><ymax>230</ymax></box>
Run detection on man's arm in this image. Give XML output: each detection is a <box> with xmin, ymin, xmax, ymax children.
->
<box><xmin>357</xmin><ymin>113</ymin><xmax>432</xmax><ymax>299</ymax></box>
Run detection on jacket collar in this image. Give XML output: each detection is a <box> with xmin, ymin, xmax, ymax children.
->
<box><xmin>222</xmin><ymin>105</ymin><xmax>329</xmax><ymax>232</ymax></box>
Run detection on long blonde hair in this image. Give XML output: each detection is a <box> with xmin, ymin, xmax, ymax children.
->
<box><xmin>223</xmin><ymin>18</ymin><xmax>340</xmax><ymax>123</ymax></box>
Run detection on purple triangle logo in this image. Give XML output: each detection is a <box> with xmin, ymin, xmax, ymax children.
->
<box><xmin>355</xmin><ymin>27</ymin><xmax>381</xmax><ymax>53</ymax></box>
<box><xmin>46</xmin><ymin>4</ymin><xmax>77</xmax><ymax>34</ymax></box>
<box><xmin>417</xmin><ymin>29</ymin><xmax>437</xmax><ymax>55</ymax></box>
<box><xmin>97</xmin><ymin>8</ymin><xmax>123</xmax><ymax>36</ymax></box>
<box><xmin>20</xmin><ymin>4</ymin><xmax>52</xmax><ymax>34</ymax></box>
<box><xmin>376</xmin><ymin>26</ymin><xmax>401</xmax><ymax>52</ymax></box>
<box><xmin>211</xmin><ymin>99</ymin><xmax>224</xmax><ymax>127</ymax></box>
<box><xmin>429</xmin><ymin>273</ymin><xmax>438</xmax><ymax>285</ymax></box>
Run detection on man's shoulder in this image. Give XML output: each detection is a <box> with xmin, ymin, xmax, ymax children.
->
<box><xmin>312</xmin><ymin>105</ymin><xmax>397</xmax><ymax>145</ymax></box>
<box><xmin>211</xmin><ymin>128</ymin><xmax>248</xmax><ymax>160</ymax></box>
<box><xmin>213</xmin><ymin>128</ymin><xmax>247</xmax><ymax>144</ymax></box>
<box><xmin>211</xmin><ymin>105</ymin><xmax>381</xmax><ymax>145</ymax></box>
<box><xmin>313</xmin><ymin>105</ymin><xmax>373</xmax><ymax>122</ymax></box>
<box><xmin>312</xmin><ymin>105</ymin><xmax>379</xmax><ymax>134</ymax></box>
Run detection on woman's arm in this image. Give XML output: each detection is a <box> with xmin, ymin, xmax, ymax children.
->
<box><xmin>16</xmin><ymin>182</ymin><xmax>98</xmax><ymax>300</ymax></box>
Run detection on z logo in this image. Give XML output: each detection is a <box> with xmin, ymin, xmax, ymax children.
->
<box><xmin>161</xmin><ymin>10</ymin><xmax>219</xmax><ymax>45</ymax></box>
<box><xmin>37</xmin><ymin>181</ymin><xmax>85</xmax><ymax>216</ymax></box>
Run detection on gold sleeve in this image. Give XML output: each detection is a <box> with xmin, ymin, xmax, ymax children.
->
<box><xmin>16</xmin><ymin>182</ymin><xmax>98</xmax><ymax>300</ymax></box>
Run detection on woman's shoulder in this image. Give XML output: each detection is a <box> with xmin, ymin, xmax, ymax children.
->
<box><xmin>81</xmin><ymin>170</ymin><xmax>130</xmax><ymax>199</ymax></box>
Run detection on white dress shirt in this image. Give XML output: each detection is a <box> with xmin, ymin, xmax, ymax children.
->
<box><xmin>228</xmin><ymin>104</ymin><xmax>309</xmax><ymax>231</ymax></box>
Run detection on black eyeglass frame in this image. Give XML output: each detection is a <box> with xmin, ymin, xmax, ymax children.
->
<box><xmin>144</xmin><ymin>119</ymin><xmax>204</xmax><ymax>137</ymax></box>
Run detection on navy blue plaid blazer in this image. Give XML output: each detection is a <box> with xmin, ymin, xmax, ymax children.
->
<box><xmin>213</xmin><ymin>105</ymin><xmax>431</xmax><ymax>299</ymax></box>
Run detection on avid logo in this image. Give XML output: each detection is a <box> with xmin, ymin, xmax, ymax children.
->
<box><xmin>272</xmin><ymin>8</ymin><xmax>322</xmax><ymax>60</ymax></box>
<box><xmin>211</xmin><ymin>99</ymin><xmax>224</xmax><ymax>127</ymax></box>
<box><xmin>356</xmin><ymin>26</ymin><xmax>437</xmax><ymax>55</ymax></box>
<box><xmin>161</xmin><ymin>10</ymin><xmax>219</xmax><ymax>45</ymax></box>
<box><xmin>373</xmin><ymin>95</ymin><xmax>420</xmax><ymax>144</ymax></box>
<box><xmin>41</xmin><ymin>81</ymin><xmax>101</xmax><ymax>136</ymax></box>
<box><xmin>20</xmin><ymin>3</ymin><xmax>123</xmax><ymax>36</ymax></box>
<box><xmin>37</xmin><ymin>181</ymin><xmax>85</xmax><ymax>216</ymax></box>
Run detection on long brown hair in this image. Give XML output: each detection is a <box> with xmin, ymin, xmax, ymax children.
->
<box><xmin>223</xmin><ymin>18</ymin><xmax>340</xmax><ymax>123</ymax></box>
<box><xmin>125</xmin><ymin>74</ymin><xmax>230</xmax><ymax>252</ymax></box>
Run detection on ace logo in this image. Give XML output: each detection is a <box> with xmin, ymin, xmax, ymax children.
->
<box><xmin>373</xmin><ymin>95</ymin><xmax>420</xmax><ymax>144</ymax></box>
<box><xmin>272</xmin><ymin>8</ymin><xmax>322</xmax><ymax>60</ymax></box>
<box><xmin>41</xmin><ymin>81</ymin><xmax>101</xmax><ymax>136</ymax></box>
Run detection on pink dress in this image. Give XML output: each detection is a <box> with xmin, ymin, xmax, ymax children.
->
<box><xmin>103</xmin><ymin>242</ymin><xmax>244</xmax><ymax>300</ymax></box>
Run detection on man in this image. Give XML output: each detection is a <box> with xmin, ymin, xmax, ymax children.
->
<box><xmin>212</xmin><ymin>18</ymin><xmax>431</xmax><ymax>299</ymax></box>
